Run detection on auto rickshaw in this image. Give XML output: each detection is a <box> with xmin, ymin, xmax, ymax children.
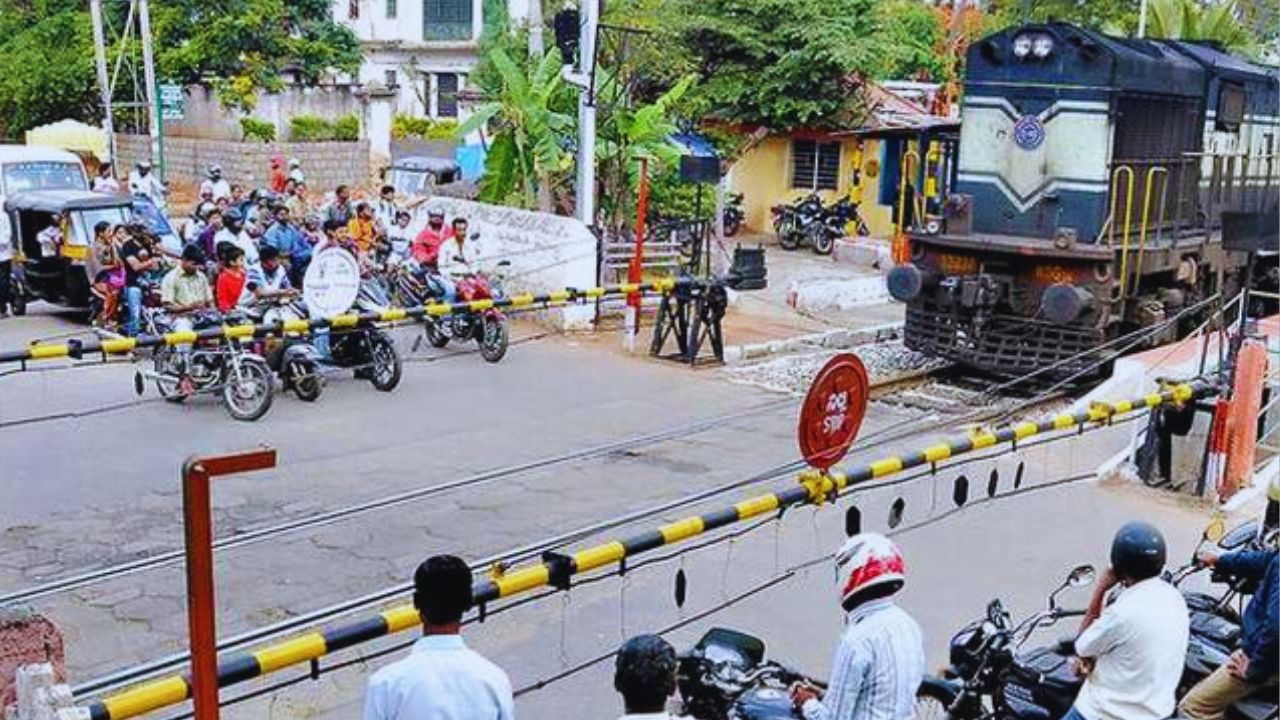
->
<box><xmin>5</xmin><ymin>190</ymin><xmax>180</xmax><ymax>315</ymax></box>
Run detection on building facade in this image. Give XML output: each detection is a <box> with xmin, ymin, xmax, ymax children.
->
<box><xmin>332</xmin><ymin>0</ymin><xmax>533</xmax><ymax>119</ymax></box>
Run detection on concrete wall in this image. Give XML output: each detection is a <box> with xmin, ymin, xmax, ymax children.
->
<box><xmin>165</xmin><ymin>85</ymin><xmax>367</xmax><ymax>143</ymax></box>
<box><xmin>115</xmin><ymin>134</ymin><xmax>371</xmax><ymax>192</ymax></box>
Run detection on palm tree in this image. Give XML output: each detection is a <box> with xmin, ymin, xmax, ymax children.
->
<box><xmin>1146</xmin><ymin>0</ymin><xmax>1255</xmax><ymax>53</ymax></box>
<box><xmin>456</xmin><ymin>47</ymin><xmax>573</xmax><ymax>211</ymax></box>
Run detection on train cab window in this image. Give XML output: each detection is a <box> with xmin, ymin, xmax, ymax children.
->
<box><xmin>791</xmin><ymin>139</ymin><xmax>841</xmax><ymax>191</ymax></box>
<box><xmin>1216</xmin><ymin>84</ymin><xmax>1245</xmax><ymax>132</ymax></box>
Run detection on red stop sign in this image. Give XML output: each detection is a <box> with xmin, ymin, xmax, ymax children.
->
<box><xmin>798</xmin><ymin>353</ymin><xmax>869</xmax><ymax>471</ymax></box>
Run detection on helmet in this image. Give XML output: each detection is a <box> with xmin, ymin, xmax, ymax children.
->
<box><xmin>835</xmin><ymin>533</ymin><xmax>905</xmax><ymax>608</ymax></box>
<box><xmin>289</xmin><ymin>157</ymin><xmax>301</xmax><ymax>167</ymax></box>
<box><xmin>1110</xmin><ymin>522</ymin><xmax>1167</xmax><ymax>581</ymax></box>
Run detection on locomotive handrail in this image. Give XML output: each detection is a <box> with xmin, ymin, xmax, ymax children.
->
<box><xmin>1109</xmin><ymin>165</ymin><xmax>1136</xmax><ymax>297</ymax></box>
<box><xmin>1133</xmin><ymin>165</ymin><xmax>1170</xmax><ymax>298</ymax></box>
<box><xmin>894</xmin><ymin>149</ymin><xmax>922</xmax><ymax>264</ymax></box>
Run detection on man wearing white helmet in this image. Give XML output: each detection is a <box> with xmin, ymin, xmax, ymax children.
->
<box><xmin>128</xmin><ymin>160</ymin><xmax>166</xmax><ymax>207</ymax></box>
<box><xmin>288</xmin><ymin>158</ymin><xmax>305</xmax><ymax>184</ymax></box>
<box><xmin>200</xmin><ymin>165</ymin><xmax>232</xmax><ymax>201</ymax></box>
<box><xmin>791</xmin><ymin>533</ymin><xmax>925</xmax><ymax>720</ymax></box>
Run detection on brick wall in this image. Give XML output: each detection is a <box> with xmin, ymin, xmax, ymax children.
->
<box><xmin>114</xmin><ymin>135</ymin><xmax>372</xmax><ymax>193</ymax></box>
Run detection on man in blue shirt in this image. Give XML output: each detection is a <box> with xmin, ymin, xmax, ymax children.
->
<box><xmin>1181</xmin><ymin>545</ymin><xmax>1279</xmax><ymax>720</ymax></box>
<box><xmin>263</xmin><ymin>206</ymin><xmax>311</xmax><ymax>287</ymax></box>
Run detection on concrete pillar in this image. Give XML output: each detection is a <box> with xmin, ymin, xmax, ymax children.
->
<box><xmin>1</xmin><ymin>607</ymin><xmax>65</xmax><ymax>713</ymax></box>
<box><xmin>361</xmin><ymin>84</ymin><xmax>397</xmax><ymax>170</ymax></box>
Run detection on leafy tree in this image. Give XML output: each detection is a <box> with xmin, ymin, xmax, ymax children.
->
<box><xmin>457</xmin><ymin>48</ymin><xmax>574</xmax><ymax>211</ymax></box>
<box><xmin>872</xmin><ymin>0</ymin><xmax>948</xmax><ymax>82</ymax></box>
<box><xmin>1146</xmin><ymin>0</ymin><xmax>1255</xmax><ymax>53</ymax></box>
<box><xmin>0</xmin><ymin>0</ymin><xmax>360</xmax><ymax>138</ymax></box>
<box><xmin>673</xmin><ymin>0</ymin><xmax>884</xmax><ymax>130</ymax></box>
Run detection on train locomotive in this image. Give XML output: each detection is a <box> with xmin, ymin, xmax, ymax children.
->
<box><xmin>886</xmin><ymin>23</ymin><xmax>1279</xmax><ymax>379</ymax></box>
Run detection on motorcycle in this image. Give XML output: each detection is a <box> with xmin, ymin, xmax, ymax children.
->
<box><xmin>135</xmin><ymin>309</ymin><xmax>275</xmax><ymax>422</ymax></box>
<box><xmin>771</xmin><ymin>194</ymin><xmax>828</xmax><ymax>254</ymax></box>
<box><xmin>323</xmin><ymin>274</ymin><xmax>403</xmax><ymax>392</ymax></box>
<box><xmin>246</xmin><ymin>295</ymin><xmax>325</xmax><ymax>402</ymax></box>
<box><xmin>724</xmin><ymin>193</ymin><xmax>746</xmax><ymax>238</ymax></box>
<box><xmin>419</xmin><ymin>259</ymin><xmax>511</xmax><ymax>364</ymax></box>
<box><xmin>678</xmin><ymin>627</ymin><xmax>823</xmax><ymax>720</ymax></box>
<box><xmin>916</xmin><ymin>564</ymin><xmax>1097</xmax><ymax>720</ymax></box>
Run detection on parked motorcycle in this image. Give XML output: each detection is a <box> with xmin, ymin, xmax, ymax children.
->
<box><xmin>771</xmin><ymin>193</ymin><xmax>825</xmax><ymax>253</ymax></box>
<box><xmin>724</xmin><ymin>192</ymin><xmax>745</xmax><ymax>237</ymax></box>
<box><xmin>135</xmin><ymin>309</ymin><xmax>275</xmax><ymax>422</ymax></box>
<box><xmin>420</xmin><ymin>260</ymin><xmax>511</xmax><ymax>364</ymax></box>
<box><xmin>678</xmin><ymin>627</ymin><xmax>823</xmax><ymax>720</ymax></box>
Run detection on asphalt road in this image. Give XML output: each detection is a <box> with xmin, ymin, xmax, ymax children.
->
<box><xmin>0</xmin><ymin>306</ymin><xmax>1234</xmax><ymax>720</ymax></box>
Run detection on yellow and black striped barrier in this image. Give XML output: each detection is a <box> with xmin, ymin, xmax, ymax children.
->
<box><xmin>0</xmin><ymin>279</ymin><xmax>680</xmax><ymax>367</ymax></box>
<box><xmin>79</xmin><ymin>380</ymin><xmax>1209</xmax><ymax>720</ymax></box>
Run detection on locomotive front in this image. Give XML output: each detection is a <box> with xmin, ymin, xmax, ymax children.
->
<box><xmin>886</xmin><ymin>23</ymin><xmax>1260</xmax><ymax>379</ymax></box>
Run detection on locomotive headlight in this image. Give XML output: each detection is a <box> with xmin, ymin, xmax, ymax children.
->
<box><xmin>1012</xmin><ymin>33</ymin><xmax>1033</xmax><ymax>58</ymax></box>
<box><xmin>1032</xmin><ymin>33</ymin><xmax>1055</xmax><ymax>58</ymax></box>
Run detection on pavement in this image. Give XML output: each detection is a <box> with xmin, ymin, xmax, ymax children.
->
<box><xmin>0</xmin><ymin>301</ymin><xmax>1247</xmax><ymax>720</ymax></box>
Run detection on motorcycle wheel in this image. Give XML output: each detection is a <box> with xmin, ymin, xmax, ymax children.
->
<box><xmin>812</xmin><ymin>229</ymin><xmax>835</xmax><ymax>255</ymax></box>
<box><xmin>479</xmin><ymin>317</ymin><xmax>509</xmax><ymax>363</ymax></box>
<box><xmin>424</xmin><ymin>320</ymin><xmax>451</xmax><ymax>348</ymax></box>
<box><xmin>288</xmin><ymin>357</ymin><xmax>323</xmax><ymax>402</ymax></box>
<box><xmin>152</xmin><ymin>347</ymin><xmax>188</xmax><ymax>404</ymax></box>
<box><xmin>779</xmin><ymin>228</ymin><xmax>801</xmax><ymax>251</ymax></box>
<box><xmin>222</xmin><ymin>357</ymin><xmax>274</xmax><ymax>422</ymax></box>
<box><xmin>368</xmin><ymin>332</ymin><xmax>402</xmax><ymax>392</ymax></box>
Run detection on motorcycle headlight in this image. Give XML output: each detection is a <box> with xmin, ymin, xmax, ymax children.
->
<box><xmin>1032</xmin><ymin>33</ymin><xmax>1054</xmax><ymax>58</ymax></box>
<box><xmin>1012</xmin><ymin>33</ymin><xmax>1033</xmax><ymax>59</ymax></box>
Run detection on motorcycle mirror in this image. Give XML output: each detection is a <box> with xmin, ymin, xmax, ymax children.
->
<box><xmin>133</xmin><ymin>371</ymin><xmax>145</xmax><ymax>396</ymax></box>
<box><xmin>1066</xmin><ymin>564</ymin><xmax>1096</xmax><ymax>588</ymax></box>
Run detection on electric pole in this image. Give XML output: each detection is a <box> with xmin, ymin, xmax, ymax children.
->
<box><xmin>89</xmin><ymin>0</ymin><xmax>116</xmax><ymax>164</ymax></box>
<box><xmin>138</xmin><ymin>0</ymin><xmax>162</xmax><ymax>177</ymax></box>
<box><xmin>574</xmin><ymin>0</ymin><xmax>598</xmax><ymax>226</ymax></box>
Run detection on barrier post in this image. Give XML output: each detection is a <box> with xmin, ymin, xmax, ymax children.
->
<box><xmin>182</xmin><ymin>448</ymin><xmax>277</xmax><ymax>720</ymax></box>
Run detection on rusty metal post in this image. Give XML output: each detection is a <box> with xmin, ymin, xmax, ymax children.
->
<box><xmin>182</xmin><ymin>448</ymin><xmax>277</xmax><ymax>720</ymax></box>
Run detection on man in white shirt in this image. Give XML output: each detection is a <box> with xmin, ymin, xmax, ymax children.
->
<box><xmin>0</xmin><ymin>210</ymin><xmax>13</xmax><ymax>316</ymax></box>
<box><xmin>288</xmin><ymin>157</ymin><xmax>305</xmax><ymax>184</ymax></box>
<box><xmin>199</xmin><ymin>165</ymin><xmax>232</xmax><ymax>201</ymax></box>
<box><xmin>364</xmin><ymin>555</ymin><xmax>513</xmax><ymax>720</ymax></box>
<box><xmin>374</xmin><ymin>184</ymin><xmax>399</xmax><ymax>235</ymax></box>
<box><xmin>791</xmin><ymin>533</ymin><xmax>926</xmax><ymax>720</ymax></box>
<box><xmin>1067</xmin><ymin>522</ymin><xmax>1188</xmax><ymax>720</ymax></box>
<box><xmin>128</xmin><ymin>161</ymin><xmax>166</xmax><ymax>207</ymax></box>
<box><xmin>613</xmin><ymin>634</ymin><xmax>682</xmax><ymax>720</ymax></box>
<box><xmin>438</xmin><ymin>218</ymin><xmax>480</xmax><ymax>279</ymax></box>
<box><xmin>92</xmin><ymin>163</ymin><xmax>120</xmax><ymax>193</ymax></box>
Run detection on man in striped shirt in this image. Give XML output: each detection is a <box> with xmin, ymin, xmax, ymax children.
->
<box><xmin>791</xmin><ymin>533</ymin><xmax>926</xmax><ymax>720</ymax></box>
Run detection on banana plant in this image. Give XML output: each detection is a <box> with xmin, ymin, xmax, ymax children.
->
<box><xmin>457</xmin><ymin>47</ymin><xmax>574</xmax><ymax>211</ymax></box>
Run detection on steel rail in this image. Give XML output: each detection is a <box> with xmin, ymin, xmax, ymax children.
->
<box><xmin>77</xmin><ymin>380</ymin><xmax>1208</xmax><ymax>720</ymax></box>
<box><xmin>0</xmin><ymin>279</ymin><xmax>680</xmax><ymax>366</ymax></box>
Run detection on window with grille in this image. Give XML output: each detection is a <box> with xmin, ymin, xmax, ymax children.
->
<box><xmin>791</xmin><ymin>139</ymin><xmax>841</xmax><ymax>191</ymax></box>
<box><xmin>1216</xmin><ymin>83</ymin><xmax>1245</xmax><ymax>132</ymax></box>
<box><xmin>386</xmin><ymin>0</ymin><xmax>397</xmax><ymax>17</ymax></box>
<box><xmin>424</xmin><ymin>0</ymin><xmax>473</xmax><ymax>41</ymax></box>
<box><xmin>437</xmin><ymin>74</ymin><xmax>459</xmax><ymax>118</ymax></box>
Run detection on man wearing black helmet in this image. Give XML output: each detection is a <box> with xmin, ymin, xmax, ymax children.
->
<box><xmin>614</xmin><ymin>634</ymin><xmax>681</xmax><ymax>719</ymax></box>
<box><xmin>1067</xmin><ymin>522</ymin><xmax>1188</xmax><ymax>720</ymax></box>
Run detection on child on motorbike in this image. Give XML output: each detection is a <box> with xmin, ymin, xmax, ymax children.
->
<box><xmin>215</xmin><ymin>245</ymin><xmax>249</xmax><ymax>313</ymax></box>
<box><xmin>89</xmin><ymin>221</ymin><xmax>124</xmax><ymax>329</ymax></box>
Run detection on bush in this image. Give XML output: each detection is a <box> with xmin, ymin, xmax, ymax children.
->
<box><xmin>334</xmin><ymin>114</ymin><xmax>360</xmax><ymax>141</ymax></box>
<box><xmin>288</xmin><ymin>115</ymin><xmax>330</xmax><ymax>141</ymax></box>
<box><xmin>392</xmin><ymin>115</ymin><xmax>460</xmax><ymax>141</ymax></box>
<box><xmin>240</xmin><ymin>117</ymin><xmax>276</xmax><ymax>143</ymax></box>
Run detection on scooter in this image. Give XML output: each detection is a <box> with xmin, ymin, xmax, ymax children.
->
<box><xmin>246</xmin><ymin>295</ymin><xmax>325</xmax><ymax>402</ymax></box>
<box><xmin>678</xmin><ymin>627</ymin><xmax>823</xmax><ymax>720</ymax></box>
